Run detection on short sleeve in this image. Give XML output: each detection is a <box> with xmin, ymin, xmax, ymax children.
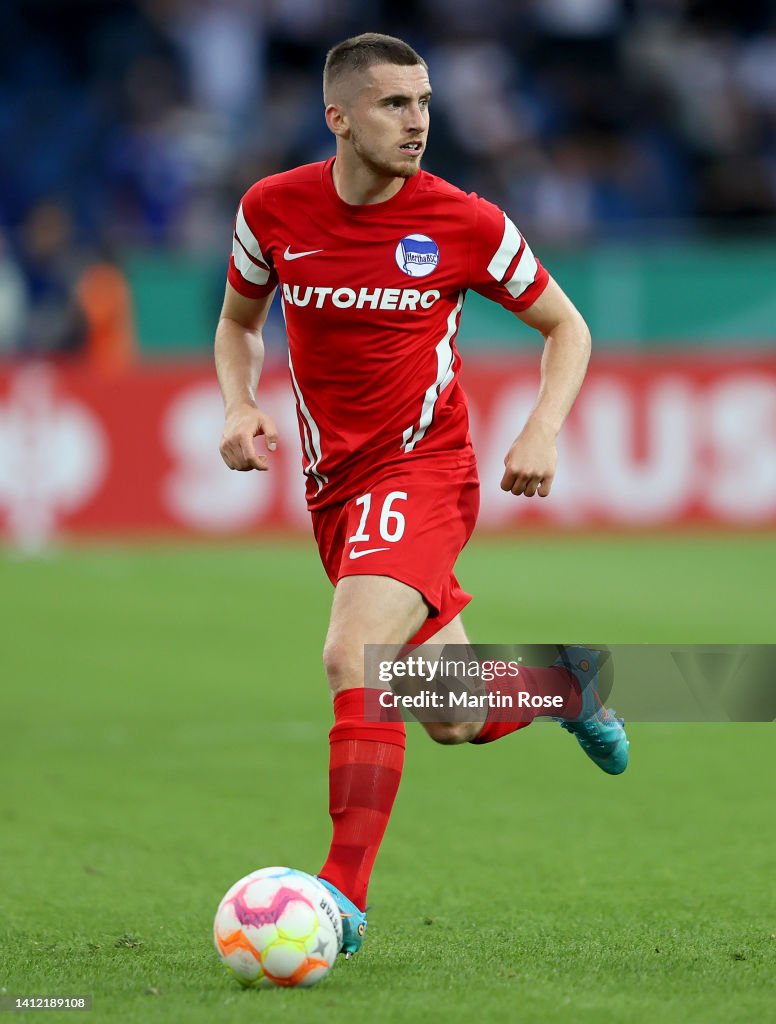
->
<box><xmin>227</xmin><ymin>183</ymin><xmax>279</xmax><ymax>299</ymax></box>
<box><xmin>467</xmin><ymin>194</ymin><xmax>549</xmax><ymax>312</ymax></box>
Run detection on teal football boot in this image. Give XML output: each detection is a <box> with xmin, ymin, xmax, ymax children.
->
<box><xmin>554</xmin><ymin>645</ymin><xmax>629</xmax><ymax>776</ymax></box>
<box><xmin>315</xmin><ymin>877</ymin><xmax>368</xmax><ymax>959</ymax></box>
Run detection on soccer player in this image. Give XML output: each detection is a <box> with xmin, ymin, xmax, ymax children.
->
<box><xmin>215</xmin><ymin>33</ymin><xmax>628</xmax><ymax>959</ymax></box>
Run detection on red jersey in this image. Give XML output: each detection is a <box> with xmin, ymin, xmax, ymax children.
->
<box><xmin>227</xmin><ymin>158</ymin><xmax>548</xmax><ymax>510</ymax></box>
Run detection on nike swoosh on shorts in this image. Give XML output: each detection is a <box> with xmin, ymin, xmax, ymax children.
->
<box><xmin>348</xmin><ymin>547</ymin><xmax>390</xmax><ymax>560</ymax></box>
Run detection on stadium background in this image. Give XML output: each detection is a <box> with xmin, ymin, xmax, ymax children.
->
<box><xmin>2</xmin><ymin>0</ymin><xmax>776</xmax><ymax>538</ymax></box>
<box><xmin>1</xmin><ymin>3</ymin><xmax>775</xmax><ymax>1023</ymax></box>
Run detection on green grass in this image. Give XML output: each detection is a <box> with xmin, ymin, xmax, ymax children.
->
<box><xmin>1</xmin><ymin>536</ymin><xmax>774</xmax><ymax>1023</ymax></box>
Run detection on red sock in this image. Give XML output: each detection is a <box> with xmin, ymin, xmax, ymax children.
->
<box><xmin>471</xmin><ymin>666</ymin><xmax>581</xmax><ymax>744</ymax></box>
<box><xmin>318</xmin><ymin>688</ymin><xmax>405</xmax><ymax>912</ymax></box>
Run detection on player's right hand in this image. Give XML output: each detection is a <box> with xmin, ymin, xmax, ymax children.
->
<box><xmin>219</xmin><ymin>404</ymin><xmax>278</xmax><ymax>471</ymax></box>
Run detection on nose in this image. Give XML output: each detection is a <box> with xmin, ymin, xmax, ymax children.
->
<box><xmin>405</xmin><ymin>103</ymin><xmax>425</xmax><ymax>132</ymax></box>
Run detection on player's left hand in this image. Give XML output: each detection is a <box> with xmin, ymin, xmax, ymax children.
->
<box><xmin>500</xmin><ymin>420</ymin><xmax>557</xmax><ymax>497</ymax></box>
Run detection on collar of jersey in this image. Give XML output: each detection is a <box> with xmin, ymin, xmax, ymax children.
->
<box><xmin>321</xmin><ymin>157</ymin><xmax>423</xmax><ymax>218</ymax></box>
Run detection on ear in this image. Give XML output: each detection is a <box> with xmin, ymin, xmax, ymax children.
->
<box><xmin>325</xmin><ymin>103</ymin><xmax>350</xmax><ymax>139</ymax></box>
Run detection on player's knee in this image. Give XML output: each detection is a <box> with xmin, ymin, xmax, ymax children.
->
<box><xmin>322</xmin><ymin>638</ymin><xmax>362</xmax><ymax>692</ymax></box>
<box><xmin>425</xmin><ymin>721</ymin><xmax>478</xmax><ymax>745</ymax></box>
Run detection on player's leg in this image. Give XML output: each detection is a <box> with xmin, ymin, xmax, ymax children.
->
<box><xmin>412</xmin><ymin>616</ymin><xmax>584</xmax><ymax>745</ymax></box>
<box><xmin>311</xmin><ymin>460</ymin><xmax>477</xmax><ymax>952</ymax></box>
<box><xmin>416</xmin><ymin>628</ymin><xmax>629</xmax><ymax>772</ymax></box>
<box><xmin>413</xmin><ymin>614</ymin><xmax>483</xmax><ymax>744</ymax></box>
<box><xmin>322</xmin><ymin>573</ymin><xmax>427</xmax><ymax>693</ymax></box>
<box><xmin>317</xmin><ymin>573</ymin><xmax>428</xmax><ymax>955</ymax></box>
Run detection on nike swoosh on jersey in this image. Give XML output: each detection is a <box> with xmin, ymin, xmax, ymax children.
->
<box><xmin>348</xmin><ymin>546</ymin><xmax>390</xmax><ymax>560</ymax></box>
<box><xmin>284</xmin><ymin>246</ymin><xmax>324</xmax><ymax>260</ymax></box>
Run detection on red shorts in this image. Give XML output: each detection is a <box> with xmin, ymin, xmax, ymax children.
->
<box><xmin>311</xmin><ymin>452</ymin><xmax>480</xmax><ymax>645</ymax></box>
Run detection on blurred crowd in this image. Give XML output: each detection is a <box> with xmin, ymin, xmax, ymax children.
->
<box><xmin>2</xmin><ymin>0</ymin><xmax>776</xmax><ymax>356</ymax></box>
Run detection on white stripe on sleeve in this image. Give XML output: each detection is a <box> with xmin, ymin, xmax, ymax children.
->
<box><xmin>486</xmin><ymin>214</ymin><xmax>523</xmax><ymax>282</ymax></box>
<box><xmin>504</xmin><ymin>243</ymin><xmax>538</xmax><ymax>299</ymax></box>
<box><xmin>232</xmin><ymin>241</ymin><xmax>270</xmax><ymax>286</ymax></box>
<box><xmin>233</xmin><ymin>202</ymin><xmax>271</xmax><ymax>286</ymax></box>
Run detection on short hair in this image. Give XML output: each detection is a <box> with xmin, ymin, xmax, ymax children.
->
<box><xmin>323</xmin><ymin>33</ymin><xmax>427</xmax><ymax>103</ymax></box>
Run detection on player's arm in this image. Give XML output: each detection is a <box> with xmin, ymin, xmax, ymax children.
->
<box><xmin>501</xmin><ymin>276</ymin><xmax>591</xmax><ymax>497</ymax></box>
<box><xmin>215</xmin><ymin>281</ymin><xmax>278</xmax><ymax>472</ymax></box>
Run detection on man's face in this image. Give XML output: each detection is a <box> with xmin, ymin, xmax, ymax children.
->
<box><xmin>334</xmin><ymin>63</ymin><xmax>431</xmax><ymax>179</ymax></box>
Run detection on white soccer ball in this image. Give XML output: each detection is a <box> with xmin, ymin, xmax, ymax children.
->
<box><xmin>213</xmin><ymin>866</ymin><xmax>343</xmax><ymax>988</ymax></box>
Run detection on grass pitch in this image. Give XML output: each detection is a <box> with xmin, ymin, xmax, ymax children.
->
<box><xmin>1</xmin><ymin>536</ymin><xmax>774</xmax><ymax>1023</ymax></box>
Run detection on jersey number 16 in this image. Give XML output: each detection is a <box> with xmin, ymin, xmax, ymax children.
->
<box><xmin>348</xmin><ymin>491</ymin><xmax>408</xmax><ymax>544</ymax></box>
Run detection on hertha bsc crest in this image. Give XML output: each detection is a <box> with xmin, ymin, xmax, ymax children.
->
<box><xmin>395</xmin><ymin>234</ymin><xmax>440</xmax><ymax>278</ymax></box>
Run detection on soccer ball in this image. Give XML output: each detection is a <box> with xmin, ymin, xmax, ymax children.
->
<box><xmin>213</xmin><ymin>867</ymin><xmax>343</xmax><ymax>988</ymax></box>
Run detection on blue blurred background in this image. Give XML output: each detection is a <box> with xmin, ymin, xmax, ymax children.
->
<box><xmin>2</xmin><ymin>0</ymin><xmax>776</xmax><ymax>358</ymax></box>
<box><xmin>0</xmin><ymin>1</ymin><xmax>775</xmax><ymax>545</ymax></box>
